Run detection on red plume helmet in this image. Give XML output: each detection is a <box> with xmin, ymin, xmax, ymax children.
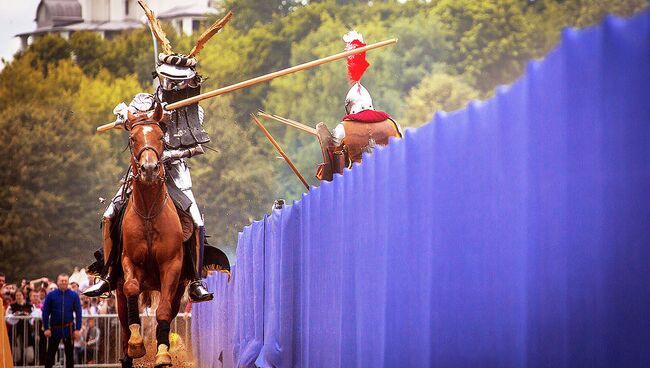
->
<box><xmin>344</xmin><ymin>31</ymin><xmax>369</xmax><ymax>84</ymax></box>
<box><xmin>343</xmin><ymin>31</ymin><xmax>374</xmax><ymax>114</ymax></box>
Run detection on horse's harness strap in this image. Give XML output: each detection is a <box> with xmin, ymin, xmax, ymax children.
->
<box><xmin>132</xmin><ymin>191</ymin><xmax>169</xmax><ymax>221</ymax></box>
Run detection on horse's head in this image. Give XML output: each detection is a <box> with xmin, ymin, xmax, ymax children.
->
<box><xmin>127</xmin><ymin>103</ymin><xmax>165</xmax><ymax>185</ymax></box>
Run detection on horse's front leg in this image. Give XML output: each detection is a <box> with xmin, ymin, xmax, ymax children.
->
<box><xmin>116</xmin><ymin>285</ymin><xmax>134</xmax><ymax>368</ymax></box>
<box><xmin>154</xmin><ymin>258</ymin><xmax>182</xmax><ymax>367</ymax></box>
<box><xmin>122</xmin><ymin>255</ymin><xmax>146</xmax><ymax>359</ymax></box>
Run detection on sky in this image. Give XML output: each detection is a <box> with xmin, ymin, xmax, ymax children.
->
<box><xmin>1</xmin><ymin>1</ymin><xmax>41</xmax><ymax>69</ymax></box>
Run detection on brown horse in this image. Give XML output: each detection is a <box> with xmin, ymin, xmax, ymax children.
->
<box><xmin>116</xmin><ymin>105</ymin><xmax>187</xmax><ymax>368</ymax></box>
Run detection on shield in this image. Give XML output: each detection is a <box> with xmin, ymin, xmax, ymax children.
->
<box><xmin>161</xmin><ymin>86</ymin><xmax>210</xmax><ymax>148</ymax></box>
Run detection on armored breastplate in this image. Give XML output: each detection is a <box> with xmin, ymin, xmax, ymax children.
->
<box><xmin>160</xmin><ymin>86</ymin><xmax>210</xmax><ymax>149</ymax></box>
<box><xmin>341</xmin><ymin>119</ymin><xmax>400</xmax><ymax>163</ymax></box>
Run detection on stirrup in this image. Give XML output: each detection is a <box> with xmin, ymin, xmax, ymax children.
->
<box><xmin>188</xmin><ymin>280</ymin><xmax>213</xmax><ymax>302</ymax></box>
<box><xmin>84</xmin><ymin>276</ymin><xmax>112</xmax><ymax>298</ymax></box>
<box><xmin>190</xmin><ymin>280</ymin><xmax>208</xmax><ymax>289</ymax></box>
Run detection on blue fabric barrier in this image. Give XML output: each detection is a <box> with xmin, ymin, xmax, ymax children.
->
<box><xmin>192</xmin><ymin>9</ymin><xmax>650</xmax><ymax>368</ymax></box>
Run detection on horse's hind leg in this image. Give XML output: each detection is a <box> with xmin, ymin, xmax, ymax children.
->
<box><xmin>154</xmin><ymin>262</ymin><xmax>182</xmax><ymax>367</ymax></box>
<box><xmin>123</xmin><ymin>256</ymin><xmax>146</xmax><ymax>359</ymax></box>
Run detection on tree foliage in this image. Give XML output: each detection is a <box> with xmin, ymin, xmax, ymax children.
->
<box><xmin>405</xmin><ymin>73</ymin><xmax>479</xmax><ymax>127</ymax></box>
<box><xmin>70</xmin><ymin>32</ymin><xmax>107</xmax><ymax>76</ymax></box>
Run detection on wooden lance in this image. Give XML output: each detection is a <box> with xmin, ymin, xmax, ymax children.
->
<box><xmin>165</xmin><ymin>38</ymin><xmax>398</xmax><ymax>111</ymax></box>
<box><xmin>97</xmin><ymin>119</ymin><xmax>123</xmax><ymax>133</ymax></box>
<box><xmin>97</xmin><ymin>38</ymin><xmax>397</xmax><ymax>132</ymax></box>
<box><xmin>257</xmin><ymin>110</ymin><xmax>317</xmax><ymax>136</ymax></box>
<box><xmin>251</xmin><ymin>114</ymin><xmax>310</xmax><ymax>190</ymax></box>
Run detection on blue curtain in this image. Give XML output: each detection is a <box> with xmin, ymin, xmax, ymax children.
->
<box><xmin>192</xmin><ymin>10</ymin><xmax>650</xmax><ymax>368</ymax></box>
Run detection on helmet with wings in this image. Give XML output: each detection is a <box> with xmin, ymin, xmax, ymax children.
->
<box><xmin>137</xmin><ymin>0</ymin><xmax>233</xmax><ymax>90</ymax></box>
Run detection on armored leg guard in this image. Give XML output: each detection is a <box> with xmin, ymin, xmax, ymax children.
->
<box><xmin>84</xmin><ymin>218</ymin><xmax>114</xmax><ymax>298</ymax></box>
<box><xmin>186</xmin><ymin>226</ymin><xmax>213</xmax><ymax>302</ymax></box>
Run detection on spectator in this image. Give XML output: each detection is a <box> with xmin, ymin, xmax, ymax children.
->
<box><xmin>75</xmin><ymin>318</ymin><xmax>100</xmax><ymax>364</ymax></box>
<box><xmin>6</xmin><ymin>289</ymin><xmax>34</xmax><ymax>321</ymax></box>
<box><xmin>42</xmin><ymin>273</ymin><xmax>82</xmax><ymax>368</ymax></box>
<box><xmin>90</xmin><ymin>298</ymin><xmax>100</xmax><ymax>314</ymax></box>
<box><xmin>5</xmin><ymin>289</ymin><xmax>35</xmax><ymax>365</ymax></box>
<box><xmin>84</xmin><ymin>318</ymin><xmax>100</xmax><ymax>364</ymax></box>
<box><xmin>2</xmin><ymin>283</ymin><xmax>16</xmax><ymax>310</ymax></box>
<box><xmin>29</xmin><ymin>290</ymin><xmax>42</xmax><ymax>313</ymax></box>
<box><xmin>38</xmin><ymin>288</ymin><xmax>47</xmax><ymax>305</ymax></box>
<box><xmin>4</xmin><ymin>284</ymin><xmax>16</xmax><ymax>295</ymax></box>
<box><xmin>29</xmin><ymin>289</ymin><xmax>47</xmax><ymax>365</ymax></box>
<box><xmin>2</xmin><ymin>296</ymin><xmax>12</xmax><ymax>311</ymax></box>
<box><xmin>80</xmin><ymin>296</ymin><xmax>97</xmax><ymax>316</ymax></box>
<box><xmin>20</xmin><ymin>280</ymin><xmax>29</xmax><ymax>297</ymax></box>
<box><xmin>70</xmin><ymin>282</ymin><xmax>80</xmax><ymax>294</ymax></box>
<box><xmin>29</xmin><ymin>277</ymin><xmax>50</xmax><ymax>293</ymax></box>
<box><xmin>74</xmin><ymin>321</ymin><xmax>86</xmax><ymax>363</ymax></box>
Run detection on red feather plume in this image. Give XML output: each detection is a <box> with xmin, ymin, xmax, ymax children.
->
<box><xmin>344</xmin><ymin>32</ymin><xmax>369</xmax><ymax>84</ymax></box>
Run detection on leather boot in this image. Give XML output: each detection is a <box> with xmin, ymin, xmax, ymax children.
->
<box><xmin>84</xmin><ymin>218</ymin><xmax>113</xmax><ymax>298</ymax></box>
<box><xmin>187</xmin><ymin>226</ymin><xmax>213</xmax><ymax>302</ymax></box>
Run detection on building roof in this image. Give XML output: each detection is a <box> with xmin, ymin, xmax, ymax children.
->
<box><xmin>36</xmin><ymin>0</ymin><xmax>82</xmax><ymax>26</ymax></box>
<box><xmin>157</xmin><ymin>4</ymin><xmax>218</xmax><ymax>19</ymax></box>
<box><xmin>75</xmin><ymin>20</ymin><xmax>143</xmax><ymax>32</ymax></box>
<box><xmin>16</xmin><ymin>20</ymin><xmax>143</xmax><ymax>37</ymax></box>
<box><xmin>17</xmin><ymin>1</ymin><xmax>217</xmax><ymax>39</ymax></box>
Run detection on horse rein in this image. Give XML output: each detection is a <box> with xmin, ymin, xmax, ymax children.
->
<box><xmin>127</xmin><ymin>120</ymin><xmax>168</xmax><ymax>221</ymax></box>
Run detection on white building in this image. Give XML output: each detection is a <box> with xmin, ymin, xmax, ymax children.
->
<box><xmin>17</xmin><ymin>0</ymin><xmax>221</xmax><ymax>49</ymax></box>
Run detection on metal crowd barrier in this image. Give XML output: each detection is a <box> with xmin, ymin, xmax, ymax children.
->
<box><xmin>6</xmin><ymin>313</ymin><xmax>192</xmax><ymax>368</ymax></box>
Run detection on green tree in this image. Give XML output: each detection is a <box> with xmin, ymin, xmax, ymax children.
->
<box><xmin>551</xmin><ymin>0</ymin><xmax>649</xmax><ymax>28</ymax></box>
<box><xmin>0</xmin><ymin>58</ymin><xmax>134</xmax><ymax>279</ymax></box>
<box><xmin>70</xmin><ymin>32</ymin><xmax>107</xmax><ymax>76</ymax></box>
<box><xmin>0</xmin><ymin>105</ymin><xmax>99</xmax><ymax>279</ymax></box>
<box><xmin>525</xmin><ymin>0</ymin><xmax>649</xmax><ymax>58</ymax></box>
<box><xmin>102</xmin><ymin>28</ymin><xmax>160</xmax><ymax>86</ymax></box>
<box><xmin>25</xmin><ymin>34</ymin><xmax>72</xmax><ymax>74</ymax></box>
<box><xmin>220</xmin><ymin>0</ymin><xmax>302</xmax><ymax>30</ymax></box>
<box><xmin>404</xmin><ymin>73</ymin><xmax>479</xmax><ymax>127</ymax></box>
<box><xmin>431</xmin><ymin>0</ymin><xmax>536</xmax><ymax>93</ymax></box>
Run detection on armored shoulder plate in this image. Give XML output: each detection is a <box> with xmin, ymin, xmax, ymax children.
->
<box><xmin>160</xmin><ymin>86</ymin><xmax>210</xmax><ymax>149</ymax></box>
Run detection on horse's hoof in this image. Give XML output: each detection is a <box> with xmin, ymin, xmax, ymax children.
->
<box><xmin>127</xmin><ymin>324</ymin><xmax>146</xmax><ymax>358</ymax></box>
<box><xmin>154</xmin><ymin>344</ymin><xmax>173</xmax><ymax>367</ymax></box>
<box><xmin>120</xmin><ymin>356</ymin><xmax>133</xmax><ymax>368</ymax></box>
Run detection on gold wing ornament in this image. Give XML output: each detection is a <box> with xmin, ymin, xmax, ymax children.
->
<box><xmin>137</xmin><ymin>0</ymin><xmax>173</xmax><ymax>55</ymax></box>
<box><xmin>188</xmin><ymin>11</ymin><xmax>234</xmax><ymax>58</ymax></box>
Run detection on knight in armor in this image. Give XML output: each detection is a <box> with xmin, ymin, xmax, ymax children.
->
<box><xmin>316</xmin><ymin>31</ymin><xmax>403</xmax><ymax>182</ymax></box>
<box><xmin>84</xmin><ymin>3</ymin><xmax>232</xmax><ymax>301</ymax></box>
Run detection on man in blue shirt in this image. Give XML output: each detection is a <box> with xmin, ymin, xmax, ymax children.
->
<box><xmin>42</xmin><ymin>273</ymin><xmax>82</xmax><ymax>368</ymax></box>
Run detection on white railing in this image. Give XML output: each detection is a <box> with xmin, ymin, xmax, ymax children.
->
<box><xmin>6</xmin><ymin>313</ymin><xmax>192</xmax><ymax>368</ymax></box>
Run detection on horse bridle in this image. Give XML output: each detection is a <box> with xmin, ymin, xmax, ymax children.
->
<box><xmin>128</xmin><ymin>120</ymin><xmax>168</xmax><ymax>221</ymax></box>
<box><xmin>128</xmin><ymin>121</ymin><xmax>165</xmax><ymax>183</ymax></box>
